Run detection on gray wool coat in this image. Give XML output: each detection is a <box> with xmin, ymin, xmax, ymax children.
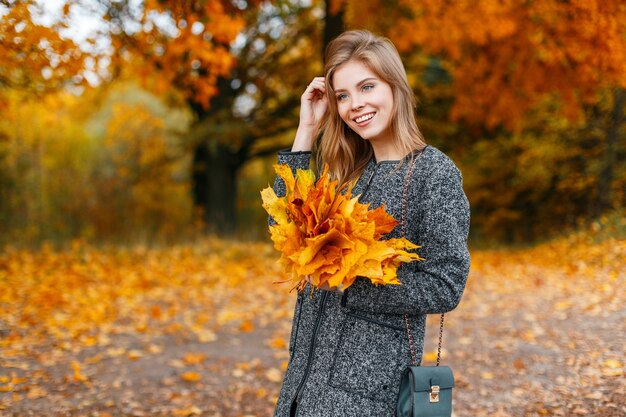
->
<box><xmin>269</xmin><ymin>145</ymin><xmax>470</xmax><ymax>417</ymax></box>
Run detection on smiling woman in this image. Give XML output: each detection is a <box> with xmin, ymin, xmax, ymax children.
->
<box><xmin>333</xmin><ymin>62</ymin><xmax>395</xmax><ymax>146</ymax></box>
<box><xmin>269</xmin><ymin>30</ymin><xmax>471</xmax><ymax>417</ymax></box>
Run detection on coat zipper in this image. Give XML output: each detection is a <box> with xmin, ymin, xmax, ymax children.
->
<box><xmin>358</xmin><ymin>163</ymin><xmax>378</xmax><ymax>203</ymax></box>
<box><xmin>291</xmin><ymin>290</ymin><xmax>329</xmax><ymax>414</ymax></box>
<box><xmin>289</xmin><ymin>292</ymin><xmax>304</xmax><ymax>361</ymax></box>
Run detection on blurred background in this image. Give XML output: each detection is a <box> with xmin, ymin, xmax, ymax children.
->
<box><xmin>1</xmin><ymin>0</ymin><xmax>624</xmax><ymax>248</ymax></box>
<box><xmin>1</xmin><ymin>2</ymin><xmax>625</xmax><ymax>416</ymax></box>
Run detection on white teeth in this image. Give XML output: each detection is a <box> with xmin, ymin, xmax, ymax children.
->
<box><xmin>355</xmin><ymin>113</ymin><xmax>374</xmax><ymax>123</ymax></box>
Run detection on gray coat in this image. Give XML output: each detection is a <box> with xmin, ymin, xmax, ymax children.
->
<box><xmin>270</xmin><ymin>145</ymin><xmax>470</xmax><ymax>417</ymax></box>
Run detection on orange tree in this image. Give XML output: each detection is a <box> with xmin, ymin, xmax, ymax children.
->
<box><xmin>332</xmin><ymin>0</ymin><xmax>626</xmax><ymax>240</ymax></box>
<box><xmin>90</xmin><ymin>0</ymin><xmax>327</xmax><ymax>234</ymax></box>
<box><xmin>0</xmin><ymin>1</ymin><xmax>86</xmax><ymax>100</ymax></box>
<box><xmin>333</xmin><ymin>0</ymin><xmax>626</xmax><ymax>130</ymax></box>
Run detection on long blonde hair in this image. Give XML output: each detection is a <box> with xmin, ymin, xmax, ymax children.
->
<box><xmin>315</xmin><ymin>30</ymin><xmax>427</xmax><ymax>188</ymax></box>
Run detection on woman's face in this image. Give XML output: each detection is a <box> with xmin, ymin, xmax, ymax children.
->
<box><xmin>332</xmin><ymin>60</ymin><xmax>394</xmax><ymax>144</ymax></box>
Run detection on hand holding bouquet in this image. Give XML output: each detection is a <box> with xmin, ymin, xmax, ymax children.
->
<box><xmin>261</xmin><ymin>164</ymin><xmax>424</xmax><ymax>293</ymax></box>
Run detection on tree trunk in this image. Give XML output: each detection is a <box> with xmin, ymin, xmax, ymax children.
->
<box><xmin>323</xmin><ymin>1</ymin><xmax>345</xmax><ymax>59</ymax></box>
<box><xmin>192</xmin><ymin>142</ymin><xmax>238</xmax><ymax>235</ymax></box>
<box><xmin>190</xmin><ymin>75</ymin><xmax>242</xmax><ymax>236</ymax></box>
<box><xmin>597</xmin><ymin>88</ymin><xmax>625</xmax><ymax>216</ymax></box>
<box><xmin>190</xmin><ymin>5</ymin><xmax>346</xmax><ymax>236</ymax></box>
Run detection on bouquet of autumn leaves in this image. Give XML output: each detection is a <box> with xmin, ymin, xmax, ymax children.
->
<box><xmin>261</xmin><ymin>163</ymin><xmax>424</xmax><ymax>293</ymax></box>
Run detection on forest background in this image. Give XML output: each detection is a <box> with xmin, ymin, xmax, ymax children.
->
<box><xmin>1</xmin><ymin>0</ymin><xmax>624</xmax><ymax>246</ymax></box>
<box><xmin>0</xmin><ymin>1</ymin><xmax>625</xmax><ymax>416</ymax></box>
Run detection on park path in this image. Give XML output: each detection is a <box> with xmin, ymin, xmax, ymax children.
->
<box><xmin>1</xmin><ymin>238</ymin><xmax>624</xmax><ymax>416</ymax></box>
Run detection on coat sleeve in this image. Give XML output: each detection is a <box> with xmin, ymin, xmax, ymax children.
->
<box><xmin>268</xmin><ymin>148</ymin><xmax>312</xmax><ymax>227</ymax></box>
<box><xmin>340</xmin><ymin>158</ymin><xmax>471</xmax><ymax>315</ymax></box>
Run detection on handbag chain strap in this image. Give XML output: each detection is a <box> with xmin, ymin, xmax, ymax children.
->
<box><xmin>401</xmin><ymin>147</ymin><xmax>445</xmax><ymax>367</ymax></box>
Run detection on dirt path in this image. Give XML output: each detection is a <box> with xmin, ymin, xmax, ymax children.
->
<box><xmin>1</xmin><ymin>238</ymin><xmax>624</xmax><ymax>417</ymax></box>
<box><xmin>3</xmin><ymin>273</ymin><xmax>624</xmax><ymax>417</ymax></box>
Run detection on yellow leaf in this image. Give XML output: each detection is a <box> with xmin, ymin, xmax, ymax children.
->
<box><xmin>26</xmin><ymin>385</ymin><xmax>47</xmax><ymax>399</ymax></box>
<box><xmin>168</xmin><ymin>359</ymin><xmax>185</xmax><ymax>368</ymax></box>
<box><xmin>172</xmin><ymin>405</ymin><xmax>202</xmax><ymax>416</ymax></box>
<box><xmin>83</xmin><ymin>336</ymin><xmax>98</xmax><ymax>347</ymax></box>
<box><xmin>71</xmin><ymin>361</ymin><xmax>88</xmax><ymax>382</ymax></box>
<box><xmin>10</xmin><ymin>373</ymin><xmax>26</xmax><ymax>385</ymax></box>
<box><xmin>183</xmin><ymin>352</ymin><xmax>207</xmax><ymax>365</ymax></box>
<box><xmin>148</xmin><ymin>344</ymin><xmax>163</xmax><ymax>354</ymax></box>
<box><xmin>268</xmin><ymin>337</ymin><xmax>287</xmax><ymax>350</ymax></box>
<box><xmin>265</xmin><ymin>367</ymin><xmax>283</xmax><ymax>383</ymax></box>
<box><xmin>85</xmin><ymin>354</ymin><xmax>103</xmax><ymax>365</ymax></box>
<box><xmin>127</xmin><ymin>350</ymin><xmax>143</xmax><ymax>360</ymax></box>
<box><xmin>260</xmin><ymin>187</ymin><xmax>288</xmax><ymax>225</ymax></box>
<box><xmin>180</xmin><ymin>371</ymin><xmax>202</xmax><ymax>382</ymax></box>
<box><xmin>195</xmin><ymin>329</ymin><xmax>217</xmax><ymax>343</ymax></box>
<box><xmin>521</xmin><ymin>330</ymin><xmax>536</xmax><ymax>342</ymax></box>
<box><xmin>601</xmin><ymin>359</ymin><xmax>622</xmax><ymax>369</ymax></box>
<box><xmin>601</xmin><ymin>365</ymin><xmax>623</xmax><ymax>377</ymax></box>
<box><xmin>554</xmin><ymin>300</ymin><xmax>571</xmax><ymax>310</ymax></box>
<box><xmin>459</xmin><ymin>337</ymin><xmax>472</xmax><ymax>345</ymax></box>
<box><xmin>235</xmin><ymin>362</ymin><xmax>252</xmax><ymax>371</ymax></box>
<box><xmin>106</xmin><ymin>347</ymin><xmax>126</xmax><ymax>357</ymax></box>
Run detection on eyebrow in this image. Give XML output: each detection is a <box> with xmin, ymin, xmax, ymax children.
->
<box><xmin>334</xmin><ymin>77</ymin><xmax>378</xmax><ymax>93</ymax></box>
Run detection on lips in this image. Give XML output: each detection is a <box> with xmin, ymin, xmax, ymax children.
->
<box><xmin>354</xmin><ymin>112</ymin><xmax>375</xmax><ymax>124</ymax></box>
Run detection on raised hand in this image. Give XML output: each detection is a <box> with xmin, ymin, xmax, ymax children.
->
<box><xmin>292</xmin><ymin>77</ymin><xmax>327</xmax><ymax>152</ymax></box>
<box><xmin>299</xmin><ymin>77</ymin><xmax>328</xmax><ymax>129</ymax></box>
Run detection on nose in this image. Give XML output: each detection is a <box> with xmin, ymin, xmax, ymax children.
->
<box><xmin>351</xmin><ymin>93</ymin><xmax>365</xmax><ymax>111</ymax></box>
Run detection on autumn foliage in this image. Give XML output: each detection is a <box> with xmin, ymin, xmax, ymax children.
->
<box><xmin>335</xmin><ymin>0</ymin><xmax>626</xmax><ymax>129</ymax></box>
<box><xmin>261</xmin><ymin>164</ymin><xmax>423</xmax><ymax>292</ymax></box>
<box><xmin>0</xmin><ymin>88</ymin><xmax>194</xmax><ymax>244</ymax></box>
<box><xmin>114</xmin><ymin>0</ymin><xmax>249</xmax><ymax>108</ymax></box>
<box><xmin>1</xmin><ymin>0</ymin><xmax>624</xmax><ymax>242</ymax></box>
<box><xmin>0</xmin><ymin>220</ymin><xmax>624</xmax><ymax>415</ymax></box>
<box><xmin>0</xmin><ymin>2</ymin><xmax>85</xmax><ymax>105</ymax></box>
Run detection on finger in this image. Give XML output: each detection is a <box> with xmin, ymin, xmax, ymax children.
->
<box><xmin>307</xmin><ymin>82</ymin><xmax>326</xmax><ymax>93</ymax></box>
<box><xmin>307</xmin><ymin>81</ymin><xmax>325</xmax><ymax>89</ymax></box>
<box><xmin>307</xmin><ymin>78</ymin><xmax>325</xmax><ymax>88</ymax></box>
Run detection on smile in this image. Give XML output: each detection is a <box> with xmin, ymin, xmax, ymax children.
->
<box><xmin>354</xmin><ymin>112</ymin><xmax>375</xmax><ymax>124</ymax></box>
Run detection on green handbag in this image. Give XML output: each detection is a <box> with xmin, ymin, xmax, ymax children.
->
<box><xmin>396</xmin><ymin>314</ymin><xmax>455</xmax><ymax>417</ymax></box>
<box><xmin>397</xmin><ymin>152</ymin><xmax>455</xmax><ymax>417</ymax></box>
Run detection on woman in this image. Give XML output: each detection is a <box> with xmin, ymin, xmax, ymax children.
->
<box><xmin>270</xmin><ymin>30</ymin><xmax>470</xmax><ymax>417</ymax></box>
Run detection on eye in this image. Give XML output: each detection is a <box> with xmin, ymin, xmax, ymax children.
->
<box><xmin>336</xmin><ymin>93</ymin><xmax>348</xmax><ymax>102</ymax></box>
<box><xmin>362</xmin><ymin>83</ymin><xmax>375</xmax><ymax>91</ymax></box>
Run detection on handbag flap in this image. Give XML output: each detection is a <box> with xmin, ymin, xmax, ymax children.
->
<box><xmin>407</xmin><ymin>366</ymin><xmax>455</xmax><ymax>391</ymax></box>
